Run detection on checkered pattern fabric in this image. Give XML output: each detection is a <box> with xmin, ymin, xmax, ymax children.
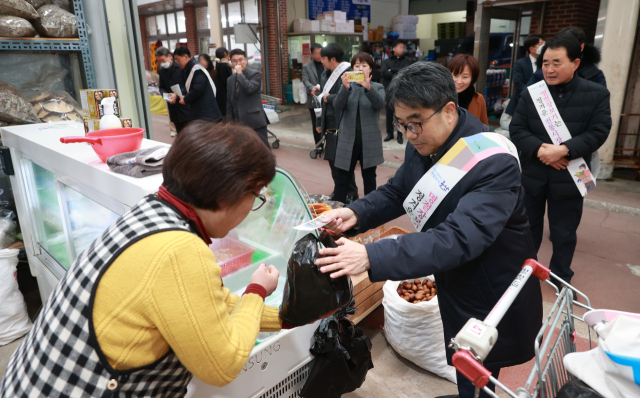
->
<box><xmin>1</xmin><ymin>196</ymin><xmax>196</xmax><ymax>397</ymax></box>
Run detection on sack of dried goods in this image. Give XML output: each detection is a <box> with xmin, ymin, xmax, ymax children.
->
<box><xmin>0</xmin><ymin>81</ymin><xmax>40</xmax><ymax>125</ymax></box>
<box><xmin>0</xmin><ymin>15</ymin><xmax>37</xmax><ymax>37</ymax></box>
<box><xmin>382</xmin><ymin>276</ymin><xmax>456</xmax><ymax>383</ymax></box>
<box><xmin>28</xmin><ymin>91</ymin><xmax>83</xmax><ymax>123</ymax></box>
<box><xmin>33</xmin><ymin>4</ymin><xmax>78</xmax><ymax>38</ymax></box>
<box><xmin>0</xmin><ymin>0</ymin><xmax>39</xmax><ymax>20</ymax></box>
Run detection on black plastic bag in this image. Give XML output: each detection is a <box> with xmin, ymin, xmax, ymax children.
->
<box><xmin>556</xmin><ymin>380</ymin><xmax>604</xmax><ymax>398</ymax></box>
<box><xmin>279</xmin><ymin>231</ymin><xmax>354</xmax><ymax>326</ymax></box>
<box><xmin>300</xmin><ymin>307</ymin><xmax>374</xmax><ymax>398</ymax></box>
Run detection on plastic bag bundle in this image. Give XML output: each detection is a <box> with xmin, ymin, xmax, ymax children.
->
<box><xmin>0</xmin><ymin>210</ymin><xmax>17</xmax><ymax>250</ymax></box>
<box><xmin>299</xmin><ymin>307</ymin><xmax>373</xmax><ymax>398</ymax></box>
<box><xmin>382</xmin><ymin>277</ymin><xmax>457</xmax><ymax>383</ymax></box>
<box><xmin>279</xmin><ymin>231</ymin><xmax>354</xmax><ymax>326</ymax></box>
<box><xmin>0</xmin><ymin>15</ymin><xmax>37</xmax><ymax>37</ymax></box>
<box><xmin>0</xmin><ymin>0</ymin><xmax>39</xmax><ymax>20</ymax></box>
<box><xmin>28</xmin><ymin>91</ymin><xmax>83</xmax><ymax>123</ymax></box>
<box><xmin>0</xmin><ymin>81</ymin><xmax>40</xmax><ymax>125</ymax></box>
<box><xmin>0</xmin><ymin>248</ymin><xmax>32</xmax><ymax>346</ymax></box>
<box><xmin>33</xmin><ymin>4</ymin><xmax>78</xmax><ymax>38</ymax></box>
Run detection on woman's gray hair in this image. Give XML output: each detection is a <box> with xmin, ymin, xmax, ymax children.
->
<box><xmin>155</xmin><ymin>46</ymin><xmax>172</xmax><ymax>58</ymax></box>
<box><xmin>386</xmin><ymin>62</ymin><xmax>458</xmax><ymax>111</ymax></box>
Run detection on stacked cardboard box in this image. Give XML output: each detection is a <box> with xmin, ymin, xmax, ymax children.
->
<box><xmin>293</xmin><ymin>19</ymin><xmax>319</xmax><ymax>33</ymax></box>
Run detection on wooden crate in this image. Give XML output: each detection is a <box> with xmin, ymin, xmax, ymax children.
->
<box><xmin>348</xmin><ymin>226</ymin><xmax>409</xmax><ymax>324</ymax></box>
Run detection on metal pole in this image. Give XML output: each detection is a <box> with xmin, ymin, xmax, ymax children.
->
<box><xmin>508</xmin><ymin>8</ymin><xmax>522</xmax><ymax>97</ymax></box>
<box><xmin>537</xmin><ymin>1</ymin><xmax>546</xmax><ymax>34</ymax></box>
<box><xmin>275</xmin><ymin>0</ymin><xmax>284</xmax><ymax>99</ymax></box>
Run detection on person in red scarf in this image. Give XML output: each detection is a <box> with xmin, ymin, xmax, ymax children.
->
<box><xmin>1</xmin><ymin>121</ymin><xmax>293</xmax><ymax>397</ymax></box>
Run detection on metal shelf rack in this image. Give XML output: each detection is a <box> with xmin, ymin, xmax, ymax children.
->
<box><xmin>0</xmin><ymin>0</ymin><xmax>96</xmax><ymax>89</ymax></box>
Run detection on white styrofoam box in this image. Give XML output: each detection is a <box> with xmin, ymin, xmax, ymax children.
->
<box><xmin>393</xmin><ymin>14</ymin><xmax>419</xmax><ymax>24</ymax></box>
<box><xmin>361</xmin><ymin>17</ymin><xmax>368</xmax><ymax>26</ymax></box>
<box><xmin>394</xmin><ymin>22</ymin><xmax>417</xmax><ymax>33</ymax></box>
<box><xmin>310</xmin><ymin>20</ymin><xmax>320</xmax><ymax>31</ymax></box>
<box><xmin>398</xmin><ymin>31</ymin><xmax>417</xmax><ymax>40</ymax></box>
<box><xmin>317</xmin><ymin>14</ymin><xmax>333</xmax><ymax>22</ymax></box>
<box><xmin>325</xmin><ymin>10</ymin><xmax>346</xmax><ymax>22</ymax></box>
<box><xmin>335</xmin><ymin>22</ymin><xmax>354</xmax><ymax>33</ymax></box>
<box><xmin>320</xmin><ymin>20</ymin><xmax>336</xmax><ymax>32</ymax></box>
<box><xmin>293</xmin><ymin>19</ymin><xmax>311</xmax><ymax>32</ymax></box>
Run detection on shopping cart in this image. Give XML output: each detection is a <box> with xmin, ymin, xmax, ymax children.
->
<box><xmin>449</xmin><ymin>259</ymin><xmax>594</xmax><ymax>398</ymax></box>
<box><xmin>262</xmin><ymin>94</ymin><xmax>282</xmax><ymax>149</ymax></box>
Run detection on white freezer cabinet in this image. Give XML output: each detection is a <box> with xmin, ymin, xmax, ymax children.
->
<box><xmin>1</xmin><ymin>122</ymin><xmax>321</xmax><ymax>398</ymax></box>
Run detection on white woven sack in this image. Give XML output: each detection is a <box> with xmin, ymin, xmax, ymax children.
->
<box><xmin>382</xmin><ymin>277</ymin><xmax>456</xmax><ymax>383</ymax></box>
<box><xmin>0</xmin><ymin>248</ymin><xmax>32</xmax><ymax>345</ymax></box>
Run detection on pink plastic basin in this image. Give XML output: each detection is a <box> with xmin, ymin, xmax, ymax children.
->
<box><xmin>209</xmin><ymin>237</ymin><xmax>256</xmax><ymax>277</ymax></box>
<box><xmin>60</xmin><ymin>128</ymin><xmax>145</xmax><ymax>162</ymax></box>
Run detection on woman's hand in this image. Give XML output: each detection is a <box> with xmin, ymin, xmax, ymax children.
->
<box><xmin>356</xmin><ymin>71</ymin><xmax>372</xmax><ymax>91</ymax></box>
<box><xmin>316</xmin><ymin>238</ymin><xmax>371</xmax><ymax>278</ymax></box>
<box><xmin>322</xmin><ymin>208</ymin><xmax>359</xmax><ymax>234</ymax></box>
<box><xmin>250</xmin><ymin>263</ymin><xmax>279</xmax><ymax>296</ymax></box>
<box><xmin>341</xmin><ymin>73</ymin><xmax>350</xmax><ymax>89</ymax></box>
<box><xmin>179</xmin><ymin>96</ymin><xmax>186</xmax><ymax>105</ymax></box>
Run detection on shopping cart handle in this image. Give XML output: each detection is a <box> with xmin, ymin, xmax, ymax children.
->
<box><xmin>452</xmin><ymin>350</ymin><xmax>492</xmax><ymax>389</ymax></box>
<box><xmin>523</xmin><ymin>259</ymin><xmax>550</xmax><ymax>281</ymax></box>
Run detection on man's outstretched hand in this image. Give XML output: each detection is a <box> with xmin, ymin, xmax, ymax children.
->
<box><xmin>321</xmin><ymin>208</ymin><xmax>359</xmax><ymax>235</ymax></box>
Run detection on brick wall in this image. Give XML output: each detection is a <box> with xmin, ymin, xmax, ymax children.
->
<box><xmin>184</xmin><ymin>5</ymin><xmax>198</xmax><ymax>56</ymax></box>
<box><xmin>265</xmin><ymin>0</ymin><xmax>289</xmax><ymax>98</ymax></box>
<box><xmin>529</xmin><ymin>0</ymin><xmax>602</xmax><ymax>42</ymax></box>
<box><xmin>139</xmin><ymin>14</ymin><xmax>150</xmax><ymax>71</ymax></box>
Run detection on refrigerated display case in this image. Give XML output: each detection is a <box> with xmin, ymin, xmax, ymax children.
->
<box><xmin>1</xmin><ymin>122</ymin><xmax>322</xmax><ymax>398</ymax></box>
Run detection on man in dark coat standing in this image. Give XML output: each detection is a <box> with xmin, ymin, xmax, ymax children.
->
<box><xmin>318</xmin><ymin>62</ymin><xmax>543</xmax><ymax>398</ymax></box>
<box><xmin>505</xmin><ymin>34</ymin><xmax>545</xmax><ymax>117</ymax></box>
<box><xmin>226</xmin><ymin>48</ymin><xmax>270</xmax><ymax>147</ymax></box>
<box><xmin>510</xmin><ymin>37</ymin><xmax>611</xmax><ymax>287</ymax></box>
<box><xmin>156</xmin><ymin>47</ymin><xmax>192</xmax><ymax>135</ymax></box>
<box><xmin>381</xmin><ymin>41</ymin><xmax>412</xmax><ymax>144</ymax></box>
<box><xmin>303</xmin><ymin>43</ymin><xmax>325</xmax><ymax>151</ymax></box>
<box><xmin>174</xmin><ymin>46</ymin><xmax>223</xmax><ymax>122</ymax></box>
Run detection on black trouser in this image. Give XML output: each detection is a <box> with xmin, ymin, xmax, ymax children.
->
<box><xmin>254</xmin><ymin>126</ymin><xmax>270</xmax><ymax>148</ymax></box>
<box><xmin>457</xmin><ymin>367</ymin><xmax>500</xmax><ymax>398</ymax></box>
<box><xmin>308</xmin><ymin>108</ymin><xmax>322</xmax><ymax>145</ymax></box>
<box><xmin>174</xmin><ymin>121</ymin><xmax>188</xmax><ymax>134</ymax></box>
<box><xmin>328</xmin><ymin>161</ymin><xmax>358</xmax><ymax>201</ymax></box>
<box><xmin>386</xmin><ymin>107</ymin><xmax>395</xmax><ymax>136</ymax></box>
<box><xmin>524</xmin><ymin>185</ymin><xmax>584</xmax><ymax>282</ymax></box>
<box><xmin>332</xmin><ymin>138</ymin><xmax>376</xmax><ymax>204</ymax></box>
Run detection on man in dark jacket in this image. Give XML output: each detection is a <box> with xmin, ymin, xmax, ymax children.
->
<box><xmin>318</xmin><ymin>62</ymin><xmax>543</xmax><ymax>398</ymax></box>
<box><xmin>505</xmin><ymin>34</ymin><xmax>545</xmax><ymax>116</ymax></box>
<box><xmin>227</xmin><ymin>48</ymin><xmax>270</xmax><ymax>147</ymax></box>
<box><xmin>156</xmin><ymin>47</ymin><xmax>192</xmax><ymax>135</ymax></box>
<box><xmin>381</xmin><ymin>41</ymin><xmax>412</xmax><ymax>144</ymax></box>
<box><xmin>319</xmin><ymin>43</ymin><xmax>358</xmax><ymax>202</ymax></box>
<box><xmin>510</xmin><ymin>37</ymin><xmax>611</xmax><ymax>287</ymax></box>
<box><xmin>174</xmin><ymin>46</ymin><xmax>223</xmax><ymax>122</ymax></box>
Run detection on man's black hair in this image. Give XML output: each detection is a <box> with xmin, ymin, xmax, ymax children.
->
<box><xmin>524</xmin><ymin>34</ymin><xmax>545</xmax><ymax>53</ymax></box>
<box><xmin>387</xmin><ymin>61</ymin><xmax>458</xmax><ymax>110</ymax></box>
<box><xmin>542</xmin><ymin>36</ymin><xmax>582</xmax><ymax>61</ymax></box>
<box><xmin>392</xmin><ymin>40</ymin><xmax>405</xmax><ymax>49</ymax></box>
<box><xmin>310</xmin><ymin>43</ymin><xmax>323</xmax><ymax>53</ymax></box>
<box><xmin>174</xmin><ymin>46</ymin><xmax>191</xmax><ymax>58</ymax></box>
<box><xmin>229</xmin><ymin>48</ymin><xmax>246</xmax><ymax>58</ymax></box>
<box><xmin>320</xmin><ymin>43</ymin><xmax>344</xmax><ymax>63</ymax></box>
<box><xmin>556</xmin><ymin>27</ymin><xmax>586</xmax><ymax>45</ymax></box>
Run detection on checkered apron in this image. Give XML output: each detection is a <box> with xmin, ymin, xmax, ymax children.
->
<box><xmin>1</xmin><ymin>196</ymin><xmax>198</xmax><ymax>397</ymax></box>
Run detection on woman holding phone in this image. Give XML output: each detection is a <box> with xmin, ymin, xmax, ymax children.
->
<box><xmin>331</xmin><ymin>52</ymin><xmax>385</xmax><ymax>204</ymax></box>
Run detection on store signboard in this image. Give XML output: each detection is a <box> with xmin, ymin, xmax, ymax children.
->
<box><xmin>308</xmin><ymin>0</ymin><xmax>370</xmax><ymax>21</ymax></box>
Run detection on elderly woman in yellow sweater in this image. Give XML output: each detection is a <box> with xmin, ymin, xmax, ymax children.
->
<box><xmin>1</xmin><ymin>122</ymin><xmax>290</xmax><ymax>397</ymax></box>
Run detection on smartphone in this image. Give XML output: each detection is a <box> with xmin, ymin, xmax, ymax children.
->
<box><xmin>344</xmin><ymin>71</ymin><xmax>365</xmax><ymax>82</ymax></box>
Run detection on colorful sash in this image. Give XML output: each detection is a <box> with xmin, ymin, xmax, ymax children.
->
<box><xmin>185</xmin><ymin>64</ymin><xmax>217</xmax><ymax>96</ymax></box>
<box><xmin>527</xmin><ymin>80</ymin><xmax>595</xmax><ymax>196</ymax></box>
<box><xmin>403</xmin><ymin>133</ymin><xmax>519</xmax><ymax>232</ymax></box>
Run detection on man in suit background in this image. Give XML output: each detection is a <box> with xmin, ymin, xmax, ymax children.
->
<box><xmin>303</xmin><ymin>43</ymin><xmax>325</xmax><ymax>153</ymax></box>
<box><xmin>175</xmin><ymin>46</ymin><xmax>222</xmax><ymax>122</ymax></box>
<box><xmin>227</xmin><ymin>48</ymin><xmax>270</xmax><ymax>147</ymax></box>
<box><xmin>156</xmin><ymin>46</ymin><xmax>192</xmax><ymax>136</ymax></box>
<box><xmin>505</xmin><ymin>34</ymin><xmax>546</xmax><ymax>118</ymax></box>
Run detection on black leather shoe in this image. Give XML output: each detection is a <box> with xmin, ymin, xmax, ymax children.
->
<box><xmin>397</xmin><ymin>134</ymin><xmax>403</xmax><ymax>145</ymax></box>
<box><xmin>383</xmin><ymin>134</ymin><xmax>394</xmax><ymax>142</ymax></box>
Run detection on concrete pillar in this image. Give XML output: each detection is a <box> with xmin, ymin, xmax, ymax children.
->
<box><xmin>473</xmin><ymin>4</ymin><xmax>490</xmax><ymax>96</ymax></box>
<box><xmin>208</xmin><ymin>0</ymin><xmax>223</xmax><ymax>49</ymax></box>
<box><xmin>139</xmin><ymin>14</ymin><xmax>150</xmax><ymax>71</ymax></box>
<box><xmin>400</xmin><ymin>0</ymin><xmax>409</xmax><ymax>16</ymax></box>
<box><xmin>596</xmin><ymin>0</ymin><xmax>640</xmax><ymax>179</ymax></box>
<box><xmin>184</xmin><ymin>5</ymin><xmax>198</xmax><ymax>56</ymax></box>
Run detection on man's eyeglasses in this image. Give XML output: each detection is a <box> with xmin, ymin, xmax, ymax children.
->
<box><xmin>231</xmin><ymin>58</ymin><xmax>246</xmax><ymax>65</ymax></box>
<box><xmin>393</xmin><ymin>104</ymin><xmax>446</xmax><ymax>135</ymax></box>
<box><xmin>252</xmin><ymin>195</ymin><xmax>266</xmax><ymax>211</ymax></box>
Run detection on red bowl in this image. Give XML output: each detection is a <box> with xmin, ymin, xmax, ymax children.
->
<box><xmin>60</xmin><ymin>128</ymin><xmax>145</xmax><ymax>162</ymax></box>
